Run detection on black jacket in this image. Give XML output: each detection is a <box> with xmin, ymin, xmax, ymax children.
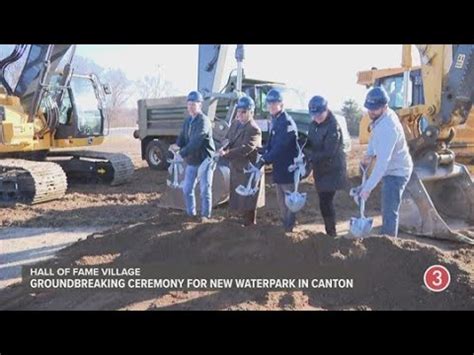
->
<box><xmin>307</xmin><ymin>111</ymin><xmax>347</xmax><ymax>192</ymax></box>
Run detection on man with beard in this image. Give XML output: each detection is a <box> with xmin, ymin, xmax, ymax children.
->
<box><xmin>359</xmin><ymin>87</ymin><xmax>413</xmax><ymax>237</ymax></box>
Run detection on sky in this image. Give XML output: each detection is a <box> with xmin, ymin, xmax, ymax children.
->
<box><xmin>1</xmin><ymin>44</ymin><xmax>420</xmax><ymax>109</ymax></box>
<box><xmin>75</xmin><ymin>45</ymin><xmax>420</xmax><ymax>109</ymax></box>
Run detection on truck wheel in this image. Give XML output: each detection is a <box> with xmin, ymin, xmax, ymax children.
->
<box><xmin>145</xmin><ymin>140</ymin><xmax>170</xmax><ymax>170</ymax></box>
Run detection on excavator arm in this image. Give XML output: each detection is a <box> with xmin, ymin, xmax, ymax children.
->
<box><xmin>0</xmin><ymin>45</ymin><xmax>28</xmax><ymax>95</ymax></box>
<box><xmin>438</xmin><ymin>45</ymin><xmax>474</xmax><ymax>127</ymax></box>
<box><xmin>398</xmin><ymin>45</ymin><xmax>474</xmax><ymax>244</ymax></box>
<box><xmin>13</xmin><ymin>45</ymin><xmax>72</xmax><ymax>120</ymax></box>
<box><xmin>415</xmin><ymin>45</ymin><xmax>474</xmax><ymax>133</ymax></box>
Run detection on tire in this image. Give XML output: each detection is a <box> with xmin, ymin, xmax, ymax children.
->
<box><xmin>145</xmin><ymin>140</ymin><xmax>170</xmax><ymax>170</ymax></box>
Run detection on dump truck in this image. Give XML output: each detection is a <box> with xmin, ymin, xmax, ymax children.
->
<box><xmin>134</xmin><ymin>74</ymin><xmax>351</xmax><ymax>171</ymax></box>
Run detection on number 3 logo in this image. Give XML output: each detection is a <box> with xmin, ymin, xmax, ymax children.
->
<box><xmin>424</xmin><ymin>265</ymin><xmax>451</xmax><ymax>292</ymax></box>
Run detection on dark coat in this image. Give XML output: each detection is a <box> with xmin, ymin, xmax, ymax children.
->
<box><xmin>176</xmin><ymin>113</ymin><xmax>215</xmax><ymax>166</ymax></box>
<box><xmin>261</xmin><ymin>110</ymin><xmax>299</xmax><ymax>184</ymax></box>
<box><xmin>224</xmin><ymin>119</ymin><xmax>265</xmax><ymax>211</ymax></box>
<box><xmin>307</xmin><ymin>111</ymin><xmax>347</xmax><ymax>192</ymax></box>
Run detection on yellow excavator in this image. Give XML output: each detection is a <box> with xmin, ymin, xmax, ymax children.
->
<box><xmin>357</xmin><ymin>46</ymin><xmax>474</xmax><ymax>174</ymax></box>
<box><xmin>357</xmin><ymin>45</ymin><xmax>474</xmax><ymax>244</ymax></box>
<box><xmin>0</xmin><ymin>45</ymin><xmax>134</xmax><ymax>204</ymax></box>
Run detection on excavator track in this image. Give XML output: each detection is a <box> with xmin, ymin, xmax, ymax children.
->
<box><xmin>0</xmin><ymin>159</ymin><xmax>67</xmax><ymax>204</ymax></box>
<box><xmin>48</xmin><ymin>150</ymin><xmax>134</xmax><ymax>186</ymax></box>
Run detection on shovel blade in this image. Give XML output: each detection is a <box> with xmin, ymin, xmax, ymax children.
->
<box><xmin>159</xmin><ymin>163</ymin><xmax>230</xmax><ymax>210</ymax></box>
<box><xmin>166</xmin><ymin>180</ymin><xmax>181</xmax><ymax>189</ymax></box>
<box><xmin>236</xmin><ymin>185</ymin><xmax>253</xmax><ymax>196</ymax></box>
<box><xmin>349</xmin><ymin>217</ymin><xmax>374</xmax><ymax>238</ymax></box>
<box><xmin>285</xmin><ymin>192</ymin><xmax>307</xmax><ymax>213</ymax></box>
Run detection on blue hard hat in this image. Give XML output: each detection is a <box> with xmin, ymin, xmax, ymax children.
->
<box><xmin>308</xmin><ymin>95</ymin><xmax>328</xmax><ymax>115</ymax></box>
<box><xmin>187</xmin><ymin>90</ymin><xmax>204</xmax><ymax>102</ymax></box>
<box><xmin>236</xmin><ymin>95</ymin><xmax>255</xmax><ymax>111</ymax></box>
<box><xmin>364</xmin><ymin>86</ymin><xmax>390</xmax><ymax>110</ymax></box>
<box><xmin>265</xmin><ymin>89</ymin><xmax>283</xmax><ymax>103</ymax></box>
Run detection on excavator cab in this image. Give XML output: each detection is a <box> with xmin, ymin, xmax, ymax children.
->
<box><xmin>51</xmin><ymin>72</ymin><xmax>109</xmax><ymax>140</ymax></box>
<box><xmin>359</xmin><ymin>69</ymin><xmax>425</xmax><ymax>144</ymax></box>
<box><xmin>1</xmin><ymin>44</ymin><xmax>133</xmax><ymax>204</ymax></box>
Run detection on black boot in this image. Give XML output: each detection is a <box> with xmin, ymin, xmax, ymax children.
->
<box><xmin>323</xmin><ymin>215</ymin><xmax>337</xmax><ymax>236</ymax></box>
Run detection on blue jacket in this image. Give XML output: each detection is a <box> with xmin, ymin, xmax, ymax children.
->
<box><xmin>262</xmin><ymin>110</ymin><xmax>299</xmax><ymax>184</ymax></box>
<box><xmin>176</xmin><ymin>113</ymin><xmax>216</xmax><ymax>166</ymax></box>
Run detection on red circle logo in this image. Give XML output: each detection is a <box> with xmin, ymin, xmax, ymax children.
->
<box><xmin>423</xmin><ymin>265</ymin><xmax>451</xmax><ymax>292</ymax></box>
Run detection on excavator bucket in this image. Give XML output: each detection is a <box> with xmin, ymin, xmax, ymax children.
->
<box><xmin>400</xmin><ymin>165</ymin><xmax>474</xmax><ymax>244</ymax></box>
<box><xmin>158</xmin><ymin>160</ymin><xmax>230</xmax><ymax>211</ymax></box>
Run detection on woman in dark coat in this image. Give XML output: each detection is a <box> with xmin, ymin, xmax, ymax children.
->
<box><xmin>306</xmin><ymin>96</ymin><xmax>347</xmax><ymax>236</ymax></box>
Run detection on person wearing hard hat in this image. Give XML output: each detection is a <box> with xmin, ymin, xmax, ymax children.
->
<box><xmin>359</xmin><ymin>86</ymin><xmax>413</xmax><ymax>237</ymax></box>
<box><xmin>171</xmin><ymin>90</ymin><xmax>216</xmax><ymax>222</ymax></box>
<box><xmin>219</xmin><ymin>96</ymin><xmax>265</xmax><ymax>226</ymax></box>
<box><xmin>306</xmin><ymin>96</ymin><xmax>347</xmax><ymax>237</ymax></box>
<box><xmin>256</xmin><ymin>89</ymin><xmax>299</xmax><ymax>233</ymax></box>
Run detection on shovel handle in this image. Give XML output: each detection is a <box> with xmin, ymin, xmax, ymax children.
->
<box><xmin>359</xmin><ymin>198</ymin><xmax>366</xmax><ymax>218</ymax></box>
<box><xmin>247</xmin><ymin>171</ymin><xmax>255</xmax><ymax>189</ymax></box>
<box><xmin>293</xmin><ymin>167</ymin><xmax>301</xmax><ymax>193</ymax></box>
<box><xmin>360</xmin><ymin>163</ymin><xmax>372</xmax><ymax>185</ymax></box>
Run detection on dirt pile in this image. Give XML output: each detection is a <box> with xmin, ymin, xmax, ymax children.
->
<box><xmin>1</xmin><ymin>210</ymin><xmax>472</xmax><ymax>310</ymax></box>
<box><xmin>1</xmin><ymin>137</ymin><xmax>472</xmax><ymax>310</ymax></box>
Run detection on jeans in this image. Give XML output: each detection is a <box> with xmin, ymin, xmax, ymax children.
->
<box><xmin>275</xmin><ymin>183</ymin><xmax>296</xmax><ymax>230</ymax></box>
<box><xmin>381</xmin><ymin>175</ymin><xmax>410</xmax><ymax>237</ymax></box>
<box><xmin>182</xmin><ymin>161</ymin><xmax>215</xmax><ymax>218</ymax></box>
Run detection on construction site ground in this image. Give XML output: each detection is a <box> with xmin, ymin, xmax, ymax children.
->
<box><xmin>1</xmin><ymin>128</ymin><xmax>473</xmax><ymax>310</ymax></box>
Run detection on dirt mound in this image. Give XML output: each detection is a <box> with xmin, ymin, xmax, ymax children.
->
<box><xmin>1</xmin><ymin>210</ymin><xmax>472</xmax><ymax>310</ymax></box>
